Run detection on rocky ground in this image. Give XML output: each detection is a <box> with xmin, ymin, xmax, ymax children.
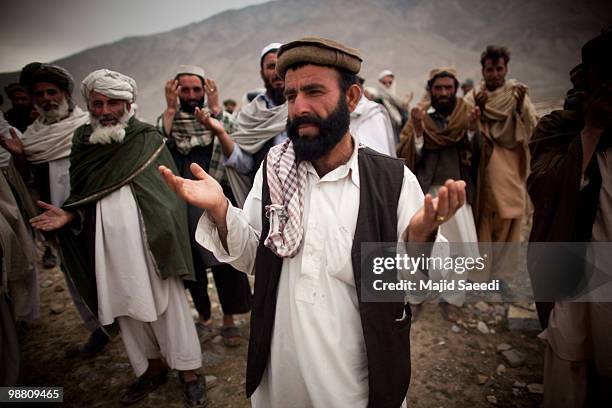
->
<box><xmin>15</xmin><ymin>99</ymin><xmax>563</xmax><ymax>408</ymax></box>
<box><xmin>19</xmin><ymin>259</ymin><xmax>547</xmax><ymax>408</ymax></box>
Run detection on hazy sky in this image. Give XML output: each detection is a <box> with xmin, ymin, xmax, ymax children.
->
<box><xmin>0</xmin><ymin>0</ymin><xmax>273</xmax><ymax>72</ymax></box>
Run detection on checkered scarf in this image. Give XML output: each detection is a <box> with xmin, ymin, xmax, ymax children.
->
<box><xmin>157</xmin><ymin>111</ymin><xmax>234</xmax><ymax>185</ymax></box>
<box><xmin>264</xmin><ymin>139</ymin><xmax>308</xmax><ymax>258</ymax></box>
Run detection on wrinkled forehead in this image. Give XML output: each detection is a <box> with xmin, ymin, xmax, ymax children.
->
<box><xmin>283</xmin><ymin>64</ymin><xmax>340</xmax><ymax>90</ymax></box>
<box><xmin>89</xmin><ymin>90</ymin><xmax>128</xmax><ymax>104</ymax></box>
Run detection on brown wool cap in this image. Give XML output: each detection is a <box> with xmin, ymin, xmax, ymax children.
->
<box><xmin>276</xmin><ymin>37</ymin><xmax>362</xmax><ymax>78</ymax></box>
<box><xmin>429</xmin><ymin>67</ymin><xmax>458</xmax><ymax>81</ymax></box>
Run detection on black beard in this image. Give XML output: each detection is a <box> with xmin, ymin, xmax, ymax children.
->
<box><xmin>287</xmin><ymin>96</ymin><xmax>350</xmax><ymax>162</ymax></box>
<box><xmin>180</xmin><ymin>97</ymin><xmax>204</xmax><ymax>114</ymax></box>
<box><xmin>264</xmin><ymin>78</ymin><xmax>286</xmax><ymax>106</ymax></box>
<box><xmin>431</xmin><ymin>94</ymin><xmax>457</xmax><ymax>116</ymax></box>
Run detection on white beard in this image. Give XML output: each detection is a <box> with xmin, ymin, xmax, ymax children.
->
<box><xmin>89</xmin><ymin>109</ymin><xmax>131</xmax><ymax>144</ymax></box>
<box><xmin>34</xmin><ymin>97</ymin><xmax>70</xmax><ymax>124</ymax></box>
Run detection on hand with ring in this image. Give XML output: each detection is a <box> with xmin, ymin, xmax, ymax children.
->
<box><xmin>406</xmin><ymin>179</ymin><xmax>466</xmax><ymax>242</ymax></box>
<box><xmin>204</xmin><ymin>78</ymin><xmax>221</xmax><ymax>116</ymax></box>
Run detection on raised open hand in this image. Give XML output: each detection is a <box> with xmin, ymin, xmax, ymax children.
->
<box><xmin>159</xmin><ymin>163</ymin><xmax>228</xmax><ymax>218</ymax></box>
<box><xmin>468</xmin><ymin>106</ymin><xmax>481</xmax><ymax>132</ymax></box>
<box><xmin>411</xmin><ymin>107</ymin><xmax>425</xmax><ymax>137</ymax></box>
<box><xmin>475</xmin><ymin>91</ymin><xmax>488</xmax><ymax>111</ymax></box>
<box><xmin>513</xmin><ymin>83</ymin><xmax>528</xmax><ymax>113</ymax></box>
<box><xmin>406</xmin><ymin>179</ymin><xmax>466</xmax><ymax>242</ymax></box>
<box><xmin>204</xmin><ymin>78</ymin><xmax>221</xmax><ymax>116</ymax></box>
<box><xmin>164</xmin><ymin>79</ymin><xmax>180</xmax><ymax>111</ymax></box>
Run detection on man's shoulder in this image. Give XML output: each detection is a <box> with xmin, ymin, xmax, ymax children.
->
<box><xmin>130</xmin><ymin>117</ymin><xmax>162</xmax><ymax>135</ymax></box>
<box><xmin>533</xmin><ymin>109</ymin><xmax>583</xmax><ymax>140</ymax></box>
<box><xmin>358</xmin><ymin>145</ymin><xmax>405</xmax><ymax>166</ymax></box>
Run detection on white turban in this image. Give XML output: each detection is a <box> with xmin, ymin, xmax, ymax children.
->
<box><xmin>378</xmin><ymin>69</ymin><xmax>394</xmax><ymax>80</ymax></box>
<box><xmin>81</xmin><ymin>69</ymin><xmax>137</xmax><ymax>103</ymax></box>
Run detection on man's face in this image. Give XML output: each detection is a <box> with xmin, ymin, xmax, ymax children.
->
<box><xmin>261</xmin><ymin>52</ymin><xmax>285</xmax><ymax>105</ymax></box>
<box><xmin>482</xmin><ymin>58</ymin><xmax>507</xmax><ymax>91</ymax></box>
<box><xmin>177</xmin><ymin>75</ymin><xmax>204</xmax><ymax>113</ymax></box>
<box><xmin>88</xmin><ymin>91</ymin><xmax>129</xmax><ymax>126</ymax></box>
<box><xmin>430</xmin><ymin>76</ymin><xmax>457</xmax><ymax>115</ymax></box>
<box><xmin>379</xmin><ymin>75</ymin><xmax>394</xmax><ymax>88</ymax></box>
<box><xmin>284</xmin><ymin>64</ymin><xmax>356</xmax><ymax>161</ymax></box>
<box><xmin>9</xmin><ymin>90</ymin><xmax>31</xmax><ymax>110</ymax></box>
<box><xmin>32</xmin><ymin>82</ymin><xmax>68</xmax><ymax>112</ymax></box>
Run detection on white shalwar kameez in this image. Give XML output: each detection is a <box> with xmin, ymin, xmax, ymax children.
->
<box><xmin>94</xmin><ymin>185</ymin><xmax>201</xmax><ymax>377</ymax></box>
<box><xmin>197</xmin><ymin>138</ymin><xmax>441</xmax><ymax>407</ymax></box>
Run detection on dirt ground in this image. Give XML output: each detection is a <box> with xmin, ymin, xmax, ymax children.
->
<box><xmin>19</xmin><ymin>261</ymin><xmax>546</xmax><ymax>408</ymax></box>
<box><xmin>18</xmin><ymin>101</ymin><xmax>563</xmax><ymax>408</ymax></box>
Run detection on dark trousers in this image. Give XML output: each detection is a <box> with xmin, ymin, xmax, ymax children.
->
<box><xmin>169</xmin><ymin>143</ymin><xmax>252</xmax><ymax>320</ymax></box>
<box><xmin>184</xmin><ymin>263</ymin><xmax>252</xmax><ymax>321</ymax></box>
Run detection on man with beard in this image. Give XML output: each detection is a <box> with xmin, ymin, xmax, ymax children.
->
<box><xmin>158</xmin><ymin>65</ymin><xmax>251</xmax><ymax>347</ymax></box>
<box><xmin>464</xmin><ymin>46</ymin><xmax>538</xmax><ymax>285</ymax></box>
<box><xmin>4</xmin><ymin>83</ymin><xmax>37</xmax><ymax>133</ymax></box>
<box><xmin>30</xmin><ymin>69</ymin><xmax>207</xmax><ymax>407</ymax></box>
<box><xmin>220</xmin><ymin>42</ymin><xmax>288</xmax><ymax>207</ymax></box>
<box><xmin>160</xmin><ymin>37</ymin><xmax>466</xmax><ymax>407</ymax></box>
<box><xmin>397</xmin><ymin>68</ymin><xmax>482</xmax><ymax>322</ymax></box>
<box><xmin>0</xmin><ymin>62</ymin><xmax>110</xmax><ymax>357</ymax></box>
<box><xmin>528</xmin><ymin>30</ymin><xmax>612</xmax><ymax>407</ymax></box>
<box><xmin>370</xmin><ymin>69</ymin><xmax>411</xmax><ymax>143</ymax></box>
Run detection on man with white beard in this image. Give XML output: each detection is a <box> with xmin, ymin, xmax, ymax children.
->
<box><xmin>29</xmin><ymin>69</ymin><xmax>206</xmax><ymax>407</ymax></box>
<box><xmin>0</xmin><ymin>62</ymin><xmax>110</xmax><ymax>357</ymax></box>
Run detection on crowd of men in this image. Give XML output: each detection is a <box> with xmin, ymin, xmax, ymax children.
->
<box><xmin>0</xmin><ymin>29</ymin><xmax>610</xmax><ymax>408</ymax></box>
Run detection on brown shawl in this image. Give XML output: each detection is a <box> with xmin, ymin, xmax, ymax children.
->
<box><xmin>397</xmin><ymin>97</ymin><xmax>472</xmax><ymax>171</ymax></box>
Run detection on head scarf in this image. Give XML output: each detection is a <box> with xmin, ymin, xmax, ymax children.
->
<box><xmin>81</xmin><ymin>69</ymin><xmax>137</xmax><ymax>103</ymax></box>
<box><xmin>19</xmin><ymin>62</ymin><xmax>74</xmax><ymax>94</ymax></box>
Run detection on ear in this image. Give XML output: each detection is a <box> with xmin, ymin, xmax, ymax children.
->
<box><xmin>125</xmin><ymin>102</ymin><xmax>132</xmax><ymax>112</ymax></box>
<box><xmin>346</xmin><ymin>83</ymin><xmax>362</xmax><ymax>113</ymax></box>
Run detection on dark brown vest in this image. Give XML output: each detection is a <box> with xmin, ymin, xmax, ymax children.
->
<box><xmin>246</xmin><ymin>147</ymin><xmax>412</xmax><ymax>408</ymax></box>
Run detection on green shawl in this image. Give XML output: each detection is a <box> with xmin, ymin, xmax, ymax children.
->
<box><xmin>58</xmin><ymin>117</ymin><xmax>194</xmax><ymax>323</ymax></box>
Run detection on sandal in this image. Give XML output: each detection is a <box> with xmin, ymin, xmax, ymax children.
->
<box><xmin>221</xmin><ymin>325</ymin><xmax>242</xmax><ymax>347</ymax></box>
<box><xmin>195</xmin><ymin>322</ymin><xmax>214</xmax><ymax>342</ymax></box>
<box><xmin>179</xmin><ymin>372</ymin><xmax>208</xmax><ymax>408</ymax></box>
<box><xmin>439</xmin><ymin>302</ymin><xmax>460</xmax><ymax>322</ymax></box>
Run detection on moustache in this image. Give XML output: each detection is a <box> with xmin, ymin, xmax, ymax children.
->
<box><xmin>287</xmin><ymin>115</ymin><xmax>323</xmax><ymax>134</ymax></box>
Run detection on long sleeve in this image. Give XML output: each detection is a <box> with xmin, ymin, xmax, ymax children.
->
<box><xmin>223</xmin><ymin>143</ymin><xmax>255</xmax><ymax>174</ymax></box>
<box><xmin>195</xmin><ymin>164</ymin><xmax>264</xmax><ymax>274</ymax></box>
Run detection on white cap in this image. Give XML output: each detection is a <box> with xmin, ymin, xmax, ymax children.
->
<box><xmin>260</xmin><ymin>42</ymin><xmax>282</xmax><ymax>66</ymax></box>
<box><xmin>175</xmin><ymin>65</ymin><xmax>206</xmax><ymax>81</ymax></box>
<box><xmin>378</xmin><ymin>69</ymin><xmax>394</xmax><ymax>80</ymax></box>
